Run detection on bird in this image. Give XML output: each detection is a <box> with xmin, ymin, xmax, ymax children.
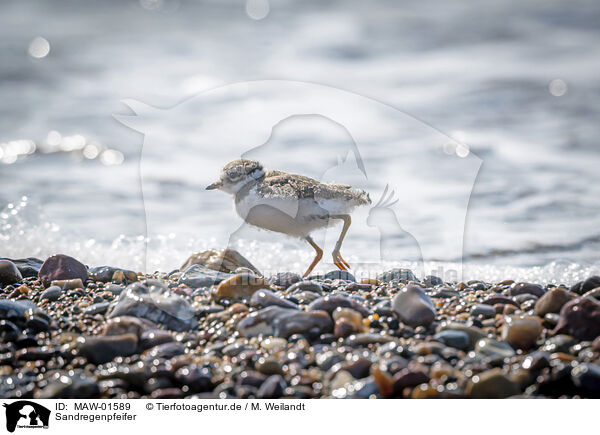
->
<box><xmin>206</xmin><ymin>159</ymin><xmax>371</xmax><ymax>277</ymax></box>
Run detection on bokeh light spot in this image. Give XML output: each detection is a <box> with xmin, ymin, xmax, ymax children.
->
<box><xmin>28</xmin><ymin>37</ymin><xmax>50</xmax><ymax>59</ymax></box>
<box><xmin>246</xmin><ymin>0</ymin><xmax>270</xmax><ymax>20</ymax></box>
<box><xmin>549</xmin><ymin>79</ymin><xmax>567</xmax><ymax>97</ymax></box>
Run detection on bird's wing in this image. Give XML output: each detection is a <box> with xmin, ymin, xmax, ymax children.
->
<box><xmin>260</xmin><ymin>172</ymin><xmax>370</xmax><ymax>204</ymax></box>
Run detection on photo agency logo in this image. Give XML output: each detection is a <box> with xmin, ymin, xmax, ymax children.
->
<box><xmin>115</xmin><ymin>80</ymin><xmax>481</xmax><ymax>283</ymax></box>
<box><xmin>2</xmin><ymin>401</ymin><xmax>50</xmax><ymax>432</ymax></box>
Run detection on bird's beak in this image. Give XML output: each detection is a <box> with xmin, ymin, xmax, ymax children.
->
<box><xmin>206</xmin><ymin>180</ymin><xmax>222</xmax><ymax>190</ymax></box>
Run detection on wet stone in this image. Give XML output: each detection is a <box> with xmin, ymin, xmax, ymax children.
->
<box><xmin>214</xmin><ymin>273</ymin><xmax>272</xmax><ymax>300</ymax></box>
<box><xmin>308</xmin><ymin>294</ymin><xmax>369</xmax><ymax>317</ymax></box>
<box><xmin>237</xmin><ymin>306</ymin><xmax>332</xmax><ymax>338</ymax></box>
<box><xmin>287</xmin><ymin>281</ymin><xmax>323</xmax><ymax>295</ymax></box>
<box><xmin>437</xmin><ymin>322</ymin><xmax>486</xmax><ymax>350</ymax></box>
<box><xmin>392</xmin><ymin>285</ymin><xmax>435</xmax><ymax>328</ymax></box>
<box><xmin>0</xmin><ymin>260</ymin><xmax>23</xmax><ymax>286</ymax></box>
<box><xmin>571</xmin><ymin>363</ymin><xmax>600</xmax><ymax>397</ymax></box>
<box><xmin>423</xmin><ymin>275</ymin><xmax>443</xmax><ymax>287</ymax></box>
<box><xmin>257</xmin><ymin>374</ymin><xmax>286</xmax><ymax>399</ymax></box>
<box><xmin>142</xmin><ymin>341</ymin><xmax>186</xmax><ymax>360</ymax></box>
<box><xmin>101</xmin><ymin>316</ymin><xmax>158</xmax><ymax>337</ymax></box>
<box><xmin>181</xmin><ymin>248</ymin><xmax>260</xmax><ymax>275</ymax></box>
<box><xmin>88</xmin><ymin>266</ymin><xmax>138</xmax><ymax>283</ymax></box>
<box><xmin>39</xmin><ymin>254</ymin><xmax>88</xmax><ymax>287</ymax></box>
<box><xmin>268</xmin><ymin>272</ymin><xmax>301</xmax><ymax>288</ymax></box>
<box><xmin>552</xmin><ymin>297</ymin><xmax>600</xmax><ymax>341</ymax></box>
<box><xmin>77</xmin><ymin>333</ymin><xmax>138</xmax><ymax>364</ymax></box>
<box><xmin>377</xmin><ymin>268</ymin><xmax>416</xmax><ymax>283</ymax></box>
<box><xmin>570</xmin><ymin>276</ymin><xmax>600</xmax><ymax>295</ymax></box>
<box><xmin>83</xmin><ymin>302</ymin><xmax>110</xmax><ymax>316</ymax></box>
<box><xmin>0</xmin><ymin>299</ymin><xmax>39</xmax><ymax>320</ymax></box>
<box><xmin>0</xmin><ymin>257</ymin><xmax>43</xmax><ymax>278</ymax></box>
<box><xmin>583</xmin><ymin>287</ymin><xmax>600</xmax><ymax>300</ymax></box>
<box><xmin>139</xmin><ymin>330</ymin><xmax>174</xmax><ymax>351</ymax></box>
<box><xmin>475</xmin><ymin>338</ymin><xmax>515</xmax><ymax>359</ymax></box>
<box><xmin>178</xmin><ymin>264</ymin><xmax>232</xmax><ymax>288</ymax></box>
<box><xmin>509</xmin><ymin>282</ymin><xmax>545</xmax><ymax>298</ymax></box>
<box><xmin>534</xmin><ymin>288</ymin><xmax>574</xmax><ymax>317</ymax></box>
<box><xmin>434</xmin><ymin>330</ymin><xmax>469</xmax><ymax>350</ymax></box>
<box><xmin>250</xmin><ymin>289</ymin><xmax>299</xmax><ymax>310</ymax></box>
<box><xmin>35</xmin><ymin>372</ymin><xmax>99</xmax><ymax>399</ymax></box>
<box><xmin>40</xmin><ymin>286</ymin><xmax>61</xmax><ymax>301</ymax></box>
<box><xmin>501</xmin><ymin>315</ymin><xmax>542</xmax><ymax>350</ymax></box>
<box><xmin>471</xmin><ymin>304</ymin><xmax>496</xmax><ymax>318</ymax></box>
<box><xmin>466</xmin><ymin>368</ymin><xmax>519</xmax><ymax>398</ymax></box>
<box><xmin>174</xmin><ymin>365</ymin><xmax>213</xmax><ymax>393</ymax></box>
<box><xmin>107</xmin><ymin>280</ymin><xmax>196</xmax><ymax>332</ymax></box>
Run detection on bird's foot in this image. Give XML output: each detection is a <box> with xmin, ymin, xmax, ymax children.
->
<box><xmin>332</xmin><ymin>250</ymin><xmax>350</xmax><ymax>271</ymax></box>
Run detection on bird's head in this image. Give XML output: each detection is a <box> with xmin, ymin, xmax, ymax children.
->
<box><xmin>206</xmin><ymin>159</ymin><xmax>265</xmax><ymax>194</ymax></box>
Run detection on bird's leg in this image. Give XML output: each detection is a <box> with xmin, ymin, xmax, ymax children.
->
<box><xmin>330</xmin><ymin>214</ymin><xmax>351</xmax><ymax>270</ymax></box>
<box><xmin>303</xmin><ymin>235</ymin><xmax>323</xmax><ymax>277</ymax></box>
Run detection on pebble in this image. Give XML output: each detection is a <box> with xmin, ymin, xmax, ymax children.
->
<box><xmin>475</xmin><ymin>338</ymin><xmax>515</xmax><ymax>359</ymax></box>
<box><xmin>0</xmin><ymin>260</ymin><xmax>23</xmax><ymax>286</ymax></box>
<box><xmin>180</xmin><ymin>249</ymin><xmax>260</xmax><ymax>275</ymax></box>
<box><xmin>39</xmin><ymin>254</ymin><xmax>88</xmax><ymax>287</ymax></box>
<box><xmin>471</xmin><ymin>304</ymin><xmax>496</xmax><ymax>318</ymax></box>
<box><xmin>214</xmin><ymin>273</ymin><xmax>272</xmax><ymax>300</ymax></box>
<box><xmin>392</xmin><ymin>285</ymin><xmax>435</xmax><ymax>327</ymax></box>
<box><xmin>501</xmin><ymin>315</ymin><xmax>542</xmax><ymax>350</ymax></box>
<box><xmin>83</xmin><ymin>302</ymin><xmax>110</xmax><ymax>316</ymax></box>
<box><xmin>570</xmin><ymin>275</ymin><xmax>600</xmax><ymax>295</ymax></box>
<box><xmin>88</xmin><ymin>266</ymin><xmax>138</xmax><ymax>283</ymax></box>
<box><xmin>377</xmin><ymin>268</ymin><xmax>416</xmax><ymax>282</ymax></box>
<box><xmin>466</xmin><ymin>368</ymin><xmax>519</xmax><ymax>398</ymax></box>
<box><xmin>534</xmin><ymin>288</ymin><xmax>574</xmax><ymax>317</ymax></box>
<box><xmin>250</xmin><ymin>289</ymin><xmax>299</xmax><ymax>309</ymax></box>
<box><xmin>51</xmin><ymin>278</ymin><xmax>84</xmax><ymax>290</ymax></box>
<box><xmin>571</xmin><ymin>363</ymin><xmax>600</xmax><ymax>397</ymax></box>
<box><xmin>434</xmin><ymin>330</ymin><xmax>469</xmax><ymax>350</ymax></box>
<box><xmin>553</xmin><ymin>297</ymin><xmax>600</xmax><ymax>341</ymax></box>
<box><xmin>40</xmin><ymin>286</ymin><xmax>61</xmax><ymax>301</ymax></box>
<box><xmin>308</xmin><ymin>294</ymin><xmax>370</xmax><ymax>317</ymax></box>
<box><xmin>107</xmin><ymin>280</ymin><xmax>196</xmax><ymax>331</ymax></box>
<box><xmin>178</xmin><ymin>264</ymin><xmax>232</xmax><ymax>288</ymax></box>
<box><xmin>237</xmin><ymin>306</ymin><xmax>332</xmax><ymax>338</ymax></box>
<box><xmin>437</xmin><ymin>322</ymin><xmax>486</xmax><ymax>349</ymax></box>
<box><xmin>423</xmin><ymin>275</ymin><xmax>443</xmax><ymax>287</ymax></box>
<box><xmin>0</xmin><ymin>257</ymin><xmax>43</xmax><ymax>278</ymax></box>
<box><xmin>257</xmin><ymin>374</ymin><xmax>286</xmax><ymax>399</ymax></box>
<box><xmin>509</xmin><ymin>282</ymin><xmax>545</xmax><ymax>297</ymax></box>
<box><xmin>268</xmin><ymin>272</ymin><xmax>301</xmax><ymax>288</ymax></box>
<box><xmin>287</xmin><ymin>281</ymin><xmax>323</xmax><ymax>294</ymax></box>
<box><xmin>77</xmin><ymin>333</ymin><xmax>138</xmax><ymax>364</ymax></box>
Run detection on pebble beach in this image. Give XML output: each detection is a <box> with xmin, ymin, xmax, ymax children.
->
<box><xmin>1</xmin><ymin>249</ymin><xmax>599</xmax><ymax>399</ymax></box>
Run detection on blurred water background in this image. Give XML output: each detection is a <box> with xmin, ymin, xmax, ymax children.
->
<box><xmin>1</xmin><ymin>0</ymin><xmax>600</xmax><ymax>283</ymax></box>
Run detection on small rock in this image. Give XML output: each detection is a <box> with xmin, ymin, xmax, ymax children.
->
<box><xmin>214</xmin><ymin>273</ymin><xmax>272</xmax><ymax>300</ymax></box>
<box><xmin>534</xmin><ymin>288</ymin><xmax>574</xmax><ymax>317</ymax></box>
<box><xmin>423</xmin><ymin>275</ymin><xmax>443</xmax><ymax>287</ymax></box>
<box><xmin>0</xmin><ymin>260</ymin><xmax>23</xmax><ymax>286</ymax></box>
<box><xmin>107</xmin><ymin>280</ymin><xmax>196</xmax><ymax>331</ymax></box>
<box><xmin>40</xmin><ymin>286</ymin><xmax>61</xmax><ymax>301</ymax></box>
<box><xmin>250</xmin><ymin>289</ymin><xmax>299</xmax><ymax>309</ymax></box>
<box><xmin>475</xmin><ymin>338</ymin><xmax>515</xmax><ymax>359</ymax></box>
<box><xmin>570</xmin><ymin>276</ymin><xmax>600</xmax><ymax>295</ymax></box>
<box><xmin>308</xmin><ymin>294</ymin><xmax>369</xmax><ymax>317</ymax></box>
<box><xmin>39</xmin><ymin>254</ymin><xmax>88</xmax><ymax>287</ymax></box>
<box><xmin>287</xmin><ymin>281</ymin><xmax>323</xmax><ymax>294</ymax></box>
<box><xmin>101</xmin><ymin>316</ymin><xmax>158</xmax><ymax>336</ymax></box>
<box><xmin>268</xmin><ymin>272</ymin><xmax>301</xmax><ymax>288</ymax></box>
<box><xmin>392</xmin><ymin>285</ymin><xmax>435</xmax><ymax>327</ymax></box>
<box><xmin>466</xmin><ymin>368</ymin><xmax>519</xmax><ymax>398</ymax></box>
<box><xmin>88</xmin><ymin>266</ymin><xmax>138</xmax><ymax>283</ymax></box>
<box><xmin>83</xmin><ymin>302</ymin><xmax>110</xmax><ymax>316</ymax></box>
<box><xmin>321</xmin><ymin>270</ymin><xmax>356</xmax><ymax>282</ymax></box>
<box><xmin>257</xmin><ymin>374</ymin><xmax>286</xmax><ymax>399</ymax></box>
<box><xmin>181</xmin><ymin>249</ymin><xmax>260</xmax><ymax>275</ymax></box>
<box><xmin>553</xmin><ymin>297</ymin><xmax>600</xmax><ymax>341</ymax></box>
<box><xmin>178</xmin><ymin>264</ymin><xmax>232</xmax><ymax>288</ymax></box>
<box><xmin>571</xmin><ymin>363</ymin><xmax>600</xmax><ymax>398</ymax></box>
<box><xmin>0</xmin><ymin>257</ymin><xmax>42</xmax><ymax>278</ymax></box>
<box><xmin>501</xmin><ymin>315</ymin><xmax>542</xmax><ymax>350</ymax></box>
<box><xmin>434</xmin><ymin>330</ymin><xmax>469</xmax><ymax>350</ymax></box>
<box><xmin>437</xmin><ymin>322</ymin><xmax>486</xmax><ymax>349</ymax></box>
<box><xmin>51</xmin><ymin>278</ymin><xmax>84</xmax><ymax>290</ymax></box>
<box><xmin>471</xmin><ymin>304</ymin><xmax>496</xmax><ymax>318</ymax></box>
<box><xmin>77</xmin><ymin>333</ymin><xmax>138</xmax><ymax>364</ymax></box>
<box><xmin>237</xmin><ymin>306</ymin><xmax>332</xmax><ymax>338</ymax></box>
<box><xmin>509</xmin><ymin>282</ymin><xmax>545</xmax><ymax>298</ymax></box>
<box><xmin>377</xmin><ymin>268</ymin><xmax>416</xmax><ymax>282</ymax></box>
<box><xmin>583</xmin><ymin>287</ymin><xmax>600</xmax><ymax>300</ymax></box>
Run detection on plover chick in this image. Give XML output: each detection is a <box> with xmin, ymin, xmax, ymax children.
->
<box><xmin>206</xmin><ymin>159</ymin><xmax>371</xmax><ymax>277</ymax></box>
